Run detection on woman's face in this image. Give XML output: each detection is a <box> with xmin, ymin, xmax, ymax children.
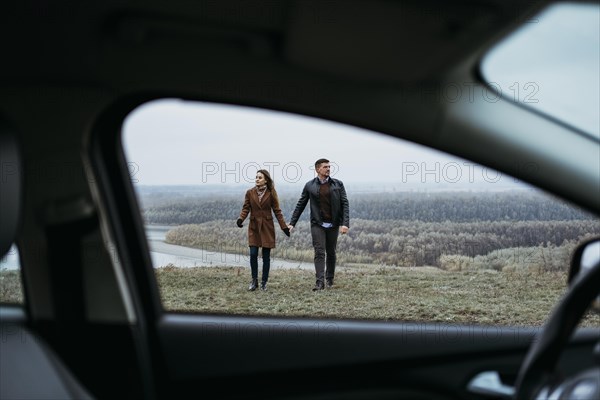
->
<box><xmin>255</xmin><ymin>172</ymin><xmax>266</xmax><ymax>187</ymax></box>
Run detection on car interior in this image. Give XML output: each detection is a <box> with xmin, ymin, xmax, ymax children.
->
<box><xmin>1</xmin><ymin>1</ymin><xmax>599</xmax><ymax>399</ymax></box>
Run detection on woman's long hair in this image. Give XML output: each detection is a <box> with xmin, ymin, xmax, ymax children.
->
<box><xmin>257</xmin><ymin>169</ymin><xmax>274</xmax><ymax>191</ymax></box>
<box><xmin>257</xmin><ymin>169</ymin><xmax>281</xmax><ymax>204</ymax></box>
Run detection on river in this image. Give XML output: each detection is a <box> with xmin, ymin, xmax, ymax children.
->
<box><xmin>0</xmin><ymin>226</ymin><xmax>313</xmax><ymax>271</ymax></box>
<box><xmin>146</xmin><ymin>225</ymin><xmax>312</xmax><ymax>270</ymax></box>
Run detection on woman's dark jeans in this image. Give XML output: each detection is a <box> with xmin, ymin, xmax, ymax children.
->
<box><xmin>249</xmin><ymin>246</ymin><xmax>271</xmax><ymax>282</ymax></box>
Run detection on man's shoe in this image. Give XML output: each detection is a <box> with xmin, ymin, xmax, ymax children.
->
<box><xmin>312</xmin><ymin>280</ymin><xmax>324</xmax><ymax>291</ymax></box>
<box><xmin>248</xmin><ymin>278</ymin><xmax>258</xmax><ymax>291</ymax></box>
<box><xmin>260</xmin><ymin>282</ymin><xmax>267</xmax><ymax>291</ymax></box>
<box><xmin>326</xmin><ymin>279</ymin><xmax>333</xmax><ymax>288</ymax></box>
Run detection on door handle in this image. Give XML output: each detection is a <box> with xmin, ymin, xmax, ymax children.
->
<box><xmin>467</xmin><ymin>371</ymin><xmax>515</xmax><ymax>398</ymax></box>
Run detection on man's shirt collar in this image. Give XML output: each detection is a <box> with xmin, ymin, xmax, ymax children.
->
<box><xmin>318</xmin><ymin>176</ymin><xmax>330</xmax><ymax>184</ymax></box>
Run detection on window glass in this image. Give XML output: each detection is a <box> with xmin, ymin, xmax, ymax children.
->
<box><xmin>122</xmin><ymin>99</ymin><xmax>600</xmax><ymax>327</ymax></box>
<box><xmin>480</xmin><ymin>2</ymin><xmax>600</xmax><ymax>140</ymax></box>
<box><xmin>0</xmin><ymin>244</ymin><xmax>24</xmax><ymax>304</ymax></box>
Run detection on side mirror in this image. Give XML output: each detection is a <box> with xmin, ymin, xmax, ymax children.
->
<box><xmin>568</xmin><ymin>237</ymin><xmax>600</xmax><ymax>313</ymax></box>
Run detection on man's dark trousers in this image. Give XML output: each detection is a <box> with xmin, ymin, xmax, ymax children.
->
<box><xmin>311</xmin><ymin>224</ymin><xmax>339</xmax><ymax>283</ymax></box>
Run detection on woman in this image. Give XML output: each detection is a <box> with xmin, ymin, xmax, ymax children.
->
<box><xmin>237</xmin><ymin>169</ymin><xmax>290</xmax><ymax>291</ymax></box>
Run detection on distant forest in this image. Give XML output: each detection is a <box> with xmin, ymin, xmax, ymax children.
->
<box><xmin>141</xmin><ymin>190</ymin><xmax>594</xmax><ymax>225</ymax></box>
<box><xmin>140</xmin><ymin>189</ymin><xmax>599</xmax><ymax>272</ymax></box>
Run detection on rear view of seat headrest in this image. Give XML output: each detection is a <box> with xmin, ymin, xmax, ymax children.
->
<box><xmin>0</xmin><ymin>118</ymin><xmax>22</xmax><ymax>258</ymax></box>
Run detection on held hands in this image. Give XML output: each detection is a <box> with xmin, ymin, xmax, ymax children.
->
<box><xmin>284</xmin><ymin>224</ymin><xmax>294</xmax><ymax>237</ymax></box>
<box><xmin>236</xmin><ymin>218</ymin><xmax>244</xmax><ymax>228</ymax></box>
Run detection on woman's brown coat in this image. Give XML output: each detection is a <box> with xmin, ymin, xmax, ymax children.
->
<box><xmin>238</xmin><ymin>187</ymin><xmax>288</xmax><ymax>248</ymax></box>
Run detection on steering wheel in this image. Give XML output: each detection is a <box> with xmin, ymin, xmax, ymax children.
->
<box><xmin>513</xmin><ymin>240</ymin><xmax>600</xmax><ymax>399</ymax></box>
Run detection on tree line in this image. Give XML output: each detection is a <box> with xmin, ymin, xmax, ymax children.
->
<box><xmin>164</xmin><ymin>218</ymin><xmax>599</xmax><ymax>271</ymax></box>
<box><xmin>141</xmin><ymin>189</ymin><xmax>599</xmax><ymax>271</ymax></box>
<box><xmin>141</xmin><ymin>190</ymin><xmax>596</xmax><ymax>226</ymax></box>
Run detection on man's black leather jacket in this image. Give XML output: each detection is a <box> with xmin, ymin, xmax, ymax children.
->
<box><xmin>289</xmin><ymin>177</ymin><xmax>350</xmax><ymax>228</ymax></box>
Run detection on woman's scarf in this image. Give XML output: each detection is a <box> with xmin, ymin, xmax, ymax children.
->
<box><xmin>256</xmin><ymin>185</ymin><xmax>267</xmax><ymax>203</ymax></box>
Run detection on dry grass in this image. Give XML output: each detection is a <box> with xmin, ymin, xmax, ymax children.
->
<box><xmin>155</xmin><ymin>265</ymin><xmax>599</xmax><ymax>327</ymax></box>
<box><xmin>0</xmin><ymin>270</ymin><xmax>23</xmax><ymax>305</ymax></box>
<box><xmin>2</xmin><ymin>266</ymin><xmax>598</xmax><ymax>328</ymax></box>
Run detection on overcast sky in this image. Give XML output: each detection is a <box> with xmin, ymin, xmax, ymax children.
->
<box><xmin>481</xmin><ymin>3</ymin><xmax>599</xmax><ymax>139</ymax></box>
<box><xmin>122</xmin><ymin>99</ymin><xmax>519</xmax><ymax>190</ymax></box>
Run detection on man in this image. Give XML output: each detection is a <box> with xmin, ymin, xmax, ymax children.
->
<box><xmin>288</xmin><ymin>158</ymin><xmax>350</xmax><ymax>290</ymax></box>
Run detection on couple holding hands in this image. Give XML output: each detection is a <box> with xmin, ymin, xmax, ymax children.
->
<box><xmin>237</xmin><ymin>158</ymin><xmax>350</xmax><ymax>292</ymax></box>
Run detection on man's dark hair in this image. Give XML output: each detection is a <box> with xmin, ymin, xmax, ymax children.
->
<box><xmin>315</xmin><ymin>158</ymin><xmax>329</xmax><ymax>169</ymax></box>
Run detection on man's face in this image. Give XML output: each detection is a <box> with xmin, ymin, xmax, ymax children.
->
<box><xmin>316</xmin><ymin>162</ymin><xmax>330</xmax><ymax>178</ymax></box>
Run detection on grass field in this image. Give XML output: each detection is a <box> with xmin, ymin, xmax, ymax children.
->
<box><xmin>154</xmin><ymin>265</ymin><xmax>599</xmax><ymax>327</ymax></box>
<box><xmin>2</xmin><ymin>266</ymin><xmax>598</xmax><ymax>327</ymax></box>
<box><xmin>0</xmin><ymin>270</ymin><xmax>22</xmax><ymax>305</ymax></box>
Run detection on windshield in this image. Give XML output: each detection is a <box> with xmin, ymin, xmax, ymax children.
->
<box><xmin>480</xmin><ymin>2</ymin><xmax>600</xmax><ymax>140</ymax></box>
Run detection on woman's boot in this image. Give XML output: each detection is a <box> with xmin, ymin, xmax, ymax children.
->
<box><xmin>248</xmin><ymin>278</ymin><xmax>258</xmax><ymax>291</ymax></box>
